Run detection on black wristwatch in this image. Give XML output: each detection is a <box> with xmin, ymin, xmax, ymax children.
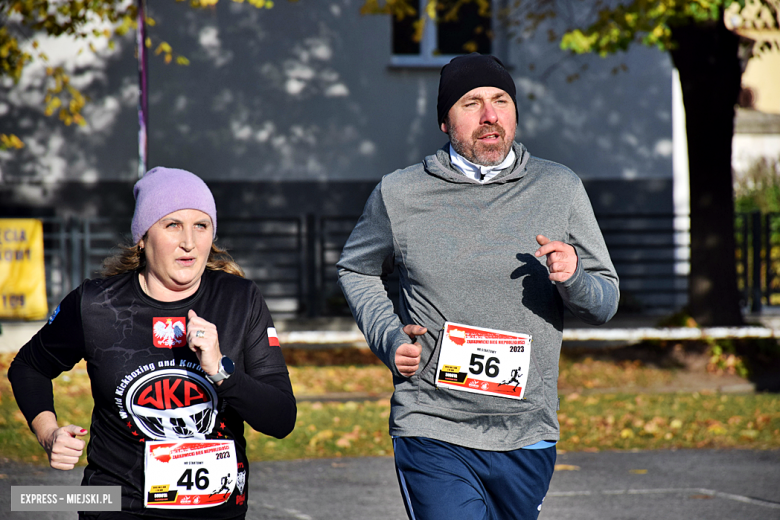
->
<box><xmin>206</xmin><ymin>356</ymin><xmax>235</xmax><ymax>383</ymax></box>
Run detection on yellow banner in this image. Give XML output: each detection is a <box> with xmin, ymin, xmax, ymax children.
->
<box><xmin>0</xmin><ymin>219</ymin><xmax>48</xmax><ymax>320</ymax></box>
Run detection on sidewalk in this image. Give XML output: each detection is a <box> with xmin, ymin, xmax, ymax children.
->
<box><xmin>2</xmin><ymin>450</ymin><xmax>779</xmax><ymax>520</ymax></box>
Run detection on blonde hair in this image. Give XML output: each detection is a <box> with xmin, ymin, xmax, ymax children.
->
<box><xmin>101</xmin><ymin>242</ymin><xmax>245</xmax><ymax>278</ymax></box>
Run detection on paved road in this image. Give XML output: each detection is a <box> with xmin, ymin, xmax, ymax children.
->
<box><xmin>3</xmin><ymin>449</ymin><xmax>779</xmax><ymax>519</ymax></box>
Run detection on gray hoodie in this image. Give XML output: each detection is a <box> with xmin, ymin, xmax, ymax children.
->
<box><xmin>337</xmin><ymin>142</ymin><xmax>619</xmax><ymax>451</ymax></box>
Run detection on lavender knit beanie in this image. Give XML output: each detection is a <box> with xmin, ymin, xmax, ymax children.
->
<box><xmin>131</xmin><ymin>167</ymin><xmax>217</xmax><ymax>244</ymax></box>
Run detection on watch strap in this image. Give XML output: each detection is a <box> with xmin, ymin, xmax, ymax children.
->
<box><xmin>206</xmin><ymin>356</ymin><xmax>232</xmax><ymax>383</ymax></box>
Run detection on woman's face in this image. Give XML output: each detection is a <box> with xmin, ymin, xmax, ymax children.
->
<box><xmin>139</xmin><ymin>209</ymin><xmax>213</xmax><ymax>300</ymax></box>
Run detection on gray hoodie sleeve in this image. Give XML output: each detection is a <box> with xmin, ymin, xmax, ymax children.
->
<box><xmin>557</xmin><ymin>180</ymin><xmax>620</xmax><ymax>325</ymax></box>
<box><xmin>336</xmin><ymin>183</ymin><xmax>410</xmax><ymax>375</ymax></box>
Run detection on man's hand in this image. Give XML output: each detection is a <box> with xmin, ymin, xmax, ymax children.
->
<box><xmin>535</xmin><ymin>235</ymin><xmax>577</xmax><ymax>282</ymax></box>
<box><xmin>395</xmin><ymin>324</ymin><xmax>427</xmax><ymax>377</ymax></box>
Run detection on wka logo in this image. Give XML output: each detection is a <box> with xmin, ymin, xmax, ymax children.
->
<box><xmin>125</xmin><ymin>369</ymin><xmax>218</xmax><ymax>439</ymax></box>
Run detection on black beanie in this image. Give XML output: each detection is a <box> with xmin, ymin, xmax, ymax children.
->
<box><xmin>437</xmin><ymin>53</ymin><xmax>517</xmax><ymax>126</ymax></box>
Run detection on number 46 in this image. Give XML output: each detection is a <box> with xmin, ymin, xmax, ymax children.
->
<box><xmin>469</xmin><ymin>354</ymin><xmax>500</xmax><ymax>377</ymax></box>
<box><xmin>177</xmin><ymin>468</ymin><xmax>209</xmax><ymax>490</ymax></box>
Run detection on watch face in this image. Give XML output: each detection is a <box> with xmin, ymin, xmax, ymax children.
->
<box><xmin>222</xmin><ymin>356</ymin><xmax>236</xmax><ymax>375</ymax></box>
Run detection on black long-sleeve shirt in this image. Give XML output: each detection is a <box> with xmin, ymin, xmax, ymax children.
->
<box><xmin>8</xmin><ymin>269</ymin><xmax>296</xmax><ymax>518</ymax></box>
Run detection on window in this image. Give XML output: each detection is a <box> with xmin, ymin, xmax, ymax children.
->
<box><xmin>391</xmin><ymin>0</ymin><xmax>493</xmax><ymax>67</ymax></box>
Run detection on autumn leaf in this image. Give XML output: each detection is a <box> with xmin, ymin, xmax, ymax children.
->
<box><xmin>0</xmin><ymin>134</ymin><xmax>24</xmax><ymax>150</ymax></box>
<box><xmin>706</xmin><ymin>421</ymin><xmax>727</xmax><ymax>434</ymax></box>
<box><xmin>335</xmin><ymin>426</ymin><xmax>362</xmax><ymax>448</ymax></box>
<box><xmin>308</xmin><ymin>429</ymin><xmax>334</xmax><ymax>448</ymax></box>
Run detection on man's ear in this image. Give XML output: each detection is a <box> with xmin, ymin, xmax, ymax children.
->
<box><xmin>440</xmin><ymin>121</ymin><xmax>448</xmax><ymax>134</ymax></box>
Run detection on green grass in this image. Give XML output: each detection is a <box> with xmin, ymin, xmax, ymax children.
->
<box><xmin>0</xmin><ymin>360</ymin><xmax>94</xmax><ymax>465</ymax></box>
<box><xmin>248</xmin><ymin>393</ymin><xmax>780</xmax><ymax>460</ymax></box>
<box><xmin>557</xmin><ymin>392</ymin><xmax>780</xmax><ymax>452</ymax></box>
<box><xmin>246</xmin><ymin>400</ymin><xmax>393</xmax><ymax>461</ymax></box>
<box><xmin>289</xmin><ymin>365</ymin><xmax>392</xmax><ymax>396</ymax></box>
<box><xmin>288</xmin><ymin>355</ymin><xmax>678</xmax><ymax>396</ymax></box>
<box><xmin>1</xmin><ymin>353</ymin><xmax>778</xmax><ymax>466</ymax></box>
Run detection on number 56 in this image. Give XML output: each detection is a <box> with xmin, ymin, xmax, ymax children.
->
<box><xmin>469</xmin><ymin>354</ymin><xmax>500</xmax><ymax>377</ymax></box>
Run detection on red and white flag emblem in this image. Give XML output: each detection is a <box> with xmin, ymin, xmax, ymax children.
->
<box><xmin>152</xmin><ymin>317</ymin><xmax>187</xmax><ymax>348</ymax></box>
<box><xmin>267</xmin><ymin>327</ymin><xmax>280</xmax><ymax>347</ymax></box>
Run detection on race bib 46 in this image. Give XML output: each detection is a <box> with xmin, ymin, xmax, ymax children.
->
<box><xmin>144</xmin><ymin>440</ymin><xmax>237</xmax><ymax>509</ymax></box>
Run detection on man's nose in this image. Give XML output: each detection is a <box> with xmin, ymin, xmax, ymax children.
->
<box><xmin>480</xmin><ymin>103</ymin><xmax>498</xmax><ymax>125</ymax></box>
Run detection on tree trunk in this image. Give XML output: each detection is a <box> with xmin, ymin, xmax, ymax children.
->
<box><xmin>669</xmin><ymin>14</ymin><xmax>744</xmax><ymax>326</ymax></box>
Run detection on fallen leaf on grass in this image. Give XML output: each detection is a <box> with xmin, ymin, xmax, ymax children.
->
<box><xmin>308</xmin><ymin>429</ymin><xmax>334</xmax><ymax>447</ymax></box>
<box><xmin>629</xmin><ymin>469</ymin><xmax>648</xmax><ymax>474</ymax></box>
<box><xmin>335</xmin><ymin>426</ymin><xmax>361</xmax><ymax>448</ymax></box>
<box><xmin>554</xmin><ymin>464</ymin><xmax>580</xmax><ymax>471</ymax></box>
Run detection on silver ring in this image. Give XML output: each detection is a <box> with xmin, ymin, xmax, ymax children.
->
<box><xmin>195</xmin><ymin>330</ymin><xmax>205</xmax><ymax>338</ymax></box>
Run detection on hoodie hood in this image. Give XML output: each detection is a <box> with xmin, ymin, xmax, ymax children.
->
<box><xmin>423</xmin><ymin>141</ymin><xmax>530</xmax><ymax>185</ymax></box>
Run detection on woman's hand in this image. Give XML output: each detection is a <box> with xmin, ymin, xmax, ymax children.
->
<box><xmin>187</xmin><ymin>309</ymin><xmax>223</xmax><ymax>384</ymax></box>
<box><xmin>32</xmin><ymin>412</ymin><xmax>87</xmax><ymax>470</ymax></box>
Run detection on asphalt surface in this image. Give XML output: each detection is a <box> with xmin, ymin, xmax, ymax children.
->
<box><xmin>2</xmin><ymin>449</ymin><xmax>779</xmax><ymax>519</ymax></box>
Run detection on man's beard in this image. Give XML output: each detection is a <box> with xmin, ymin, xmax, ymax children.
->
<box><xmin>449</xmin><ymin>123</ymin><xmax>511</xmax><ymax>166</ymax></box>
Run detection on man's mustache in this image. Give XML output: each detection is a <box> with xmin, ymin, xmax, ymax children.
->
<box><xmin>473</xmin><ymin>124</ymin><xmax>506</xmax><ymax>141</ymax></box>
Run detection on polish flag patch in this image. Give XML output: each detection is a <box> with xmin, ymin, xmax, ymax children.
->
<box><xmin>267</xmin><ymin>327</ymin><xmax>280</xmax><ymax>347</ymax></box>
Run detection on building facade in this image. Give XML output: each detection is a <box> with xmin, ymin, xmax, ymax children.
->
<box><xmin>1</xmin><ymin>1</ymin><xmax>682</xmax><ymax>316</ymax></box>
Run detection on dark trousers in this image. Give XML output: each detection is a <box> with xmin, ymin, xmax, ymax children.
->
<box><xmin>394</xmin><ymin>436</ymin><xmax>556</xmax><ymax>520</ymax></box>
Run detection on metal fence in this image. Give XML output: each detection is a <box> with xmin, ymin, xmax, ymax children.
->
<box><xmin>30</xmin><ymin>212</ymin><xmax>693</xmax><ymax>318</ymax></box>
<box><xmin>35</xmin><ymin>216</ymin><xmax>320</xmax><ymax>319</ymax></box>
<box><xmin>736</xmin><ymin>211</ymin><xmax>780</xmax><ymax>313</ymax></box>
<box><xmin>598</xmin><ymin>212</ymin><xmax>688</xmax><ymax>313</ymax></box>
<box><xmin>21</xmin><ymin>211</ymin><xmax>780</xmax><ymax>320</ymax></box>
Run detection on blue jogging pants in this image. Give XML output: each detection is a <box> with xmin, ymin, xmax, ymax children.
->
<box><xmin>394</xmin><ymin>436</ymin><xmax>556</xmax><ymax>520</ymax></box>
